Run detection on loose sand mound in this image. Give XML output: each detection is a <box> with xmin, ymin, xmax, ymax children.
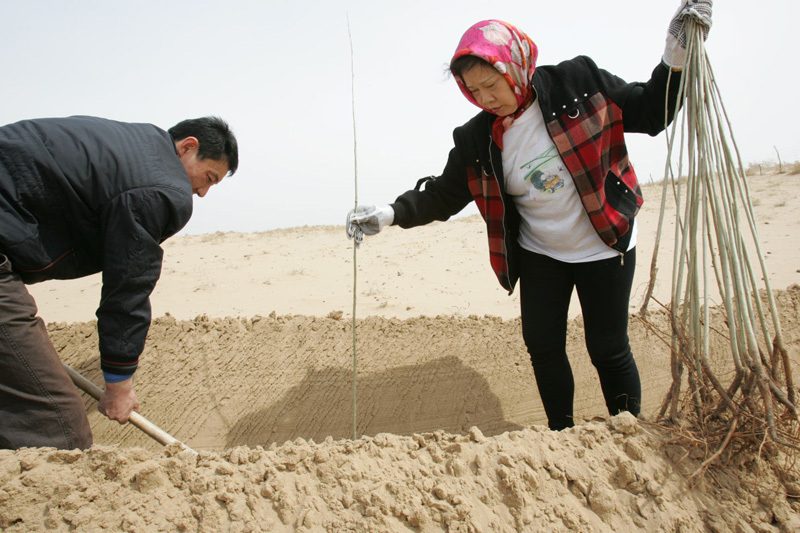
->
<box><xmin>2</xmin><ymin>286</ymin><xmax>800</xmax><ymax>531</ymax></box>
<box><xmin>2</xmin><ymin>415</ymin><xmax>799</xmax><ymax>532</ymax></box>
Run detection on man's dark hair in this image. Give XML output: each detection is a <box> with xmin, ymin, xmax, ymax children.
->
<box><xmin>169</xmin><ymin>116</ymin><xmax>239</xmax><ymax>175</ymax></box>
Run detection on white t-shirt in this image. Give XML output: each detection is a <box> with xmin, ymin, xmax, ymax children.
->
<box><xmin>501</xmin><ymin>100</ymin><xmax>636</xmax><ymax>263</ymax></box>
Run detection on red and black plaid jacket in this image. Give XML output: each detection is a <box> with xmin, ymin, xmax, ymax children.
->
<box><xmin>391</xmin><ymin>56</ymin><xmax>682</xmax><ymax>293</ymax></box>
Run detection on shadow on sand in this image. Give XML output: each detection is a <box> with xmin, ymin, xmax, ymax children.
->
<box><xmin>225</xmin><ymin>355</ymin><xmax>523</xmax><ymax>447</ymax></box>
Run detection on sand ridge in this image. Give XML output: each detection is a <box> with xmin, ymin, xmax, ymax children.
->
<box><xmin>3</xmin><ymin>412</ymin><xmax>800</xmax><ymax>532</ymax></box>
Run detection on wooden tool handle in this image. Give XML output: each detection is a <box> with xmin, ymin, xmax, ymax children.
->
<box><xmin>63</xmin><ymin>363</ymin><xmax>196</xmax><ymax>454</ymax></box>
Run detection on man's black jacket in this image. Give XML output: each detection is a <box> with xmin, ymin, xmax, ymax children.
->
<box><xmin>0</xmin><ymin>116</ymin><xmax>193</xmax><ymax>376</ymax></box>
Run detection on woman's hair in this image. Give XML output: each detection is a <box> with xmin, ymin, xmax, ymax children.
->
<box><xmin>449</xmin><ymin>55</ymin><xmax>494</xmax><ymax>79</ymax></box>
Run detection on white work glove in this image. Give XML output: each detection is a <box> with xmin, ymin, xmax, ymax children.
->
<box><xmin>346</xmin><ymin>204</ymin><xmax>394</xmax><ymax>244</ymax></box>
<box><xmin>662</xmin><ymin>0</ymin><xmax>713</xmax><ymax>69</ymax></box>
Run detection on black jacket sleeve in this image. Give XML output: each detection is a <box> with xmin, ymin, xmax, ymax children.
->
<box><xmin>608</xmin><ymin>62</ymin><xmax>683</xmax><ymax>136</ymax></box>
<box><xmin>390</xmin><ymin>129</ymin><xmax>477</xmax><ymax>228</ymax></box>
<box><xmin>96</xmin><ymin>186</ymin><xmax>191</xmax><ymax>376</ymax></box>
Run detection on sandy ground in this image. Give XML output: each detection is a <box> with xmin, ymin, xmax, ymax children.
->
<box><xmin>2</xmin><ymin>172</ymin><xmax>800</xmax><ymax>531</ymax></box>
<box><xmin>28</xmin><ymin>174</ymin><xmax>800</xmax><ymax>323</ymax></box>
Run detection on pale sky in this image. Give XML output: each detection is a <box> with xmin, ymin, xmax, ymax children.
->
<box><xmin>2</xmin><ymin>0</ymin><xmax>797</xmax><ymax>234</ymax></box>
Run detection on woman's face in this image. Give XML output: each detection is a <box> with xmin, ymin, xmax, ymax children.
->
<box><xmin>460</xmin><ymin>62</ymin><xmax>519</xmax><ymax>116</ymax></box>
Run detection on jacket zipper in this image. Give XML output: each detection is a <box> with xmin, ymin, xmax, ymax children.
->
<box><xmin>486</xmin><ymin>134</ymin><xmax>514</xmax><ymax>294</ymax></box>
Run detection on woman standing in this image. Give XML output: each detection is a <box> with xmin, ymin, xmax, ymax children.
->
<box><xmin>348</xmin><ymin>1</ymin><xmax>712</xmax><ymax>430</ymax></box>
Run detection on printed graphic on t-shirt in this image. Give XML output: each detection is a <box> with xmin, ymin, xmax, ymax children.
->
<box><xmin>521</xmin><ymin>146</ymin><xmax>564</xmax><ymax>194</ymax></box>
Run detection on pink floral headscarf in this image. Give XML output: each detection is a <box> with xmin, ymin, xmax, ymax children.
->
<box><xmin>451</xmin><ymin>20</ymin><xmax>538</xmax><ymax>149</ymax></box>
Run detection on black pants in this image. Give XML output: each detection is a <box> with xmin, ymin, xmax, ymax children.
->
<box><xmin>0</xmin><ymin>254</ymin><xmax>93</xmax><ymax>449</ymax></box>
<box><xmin>519</xmin><ymin>247</ymin><xmax>640</xmax><ymax>430</ymax></box>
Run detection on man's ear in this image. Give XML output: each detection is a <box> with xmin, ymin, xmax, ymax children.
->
<box><xmin>176</xmin><ymin>136</ymin><xmax>199</xmax><ymax>156</ymax></box>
